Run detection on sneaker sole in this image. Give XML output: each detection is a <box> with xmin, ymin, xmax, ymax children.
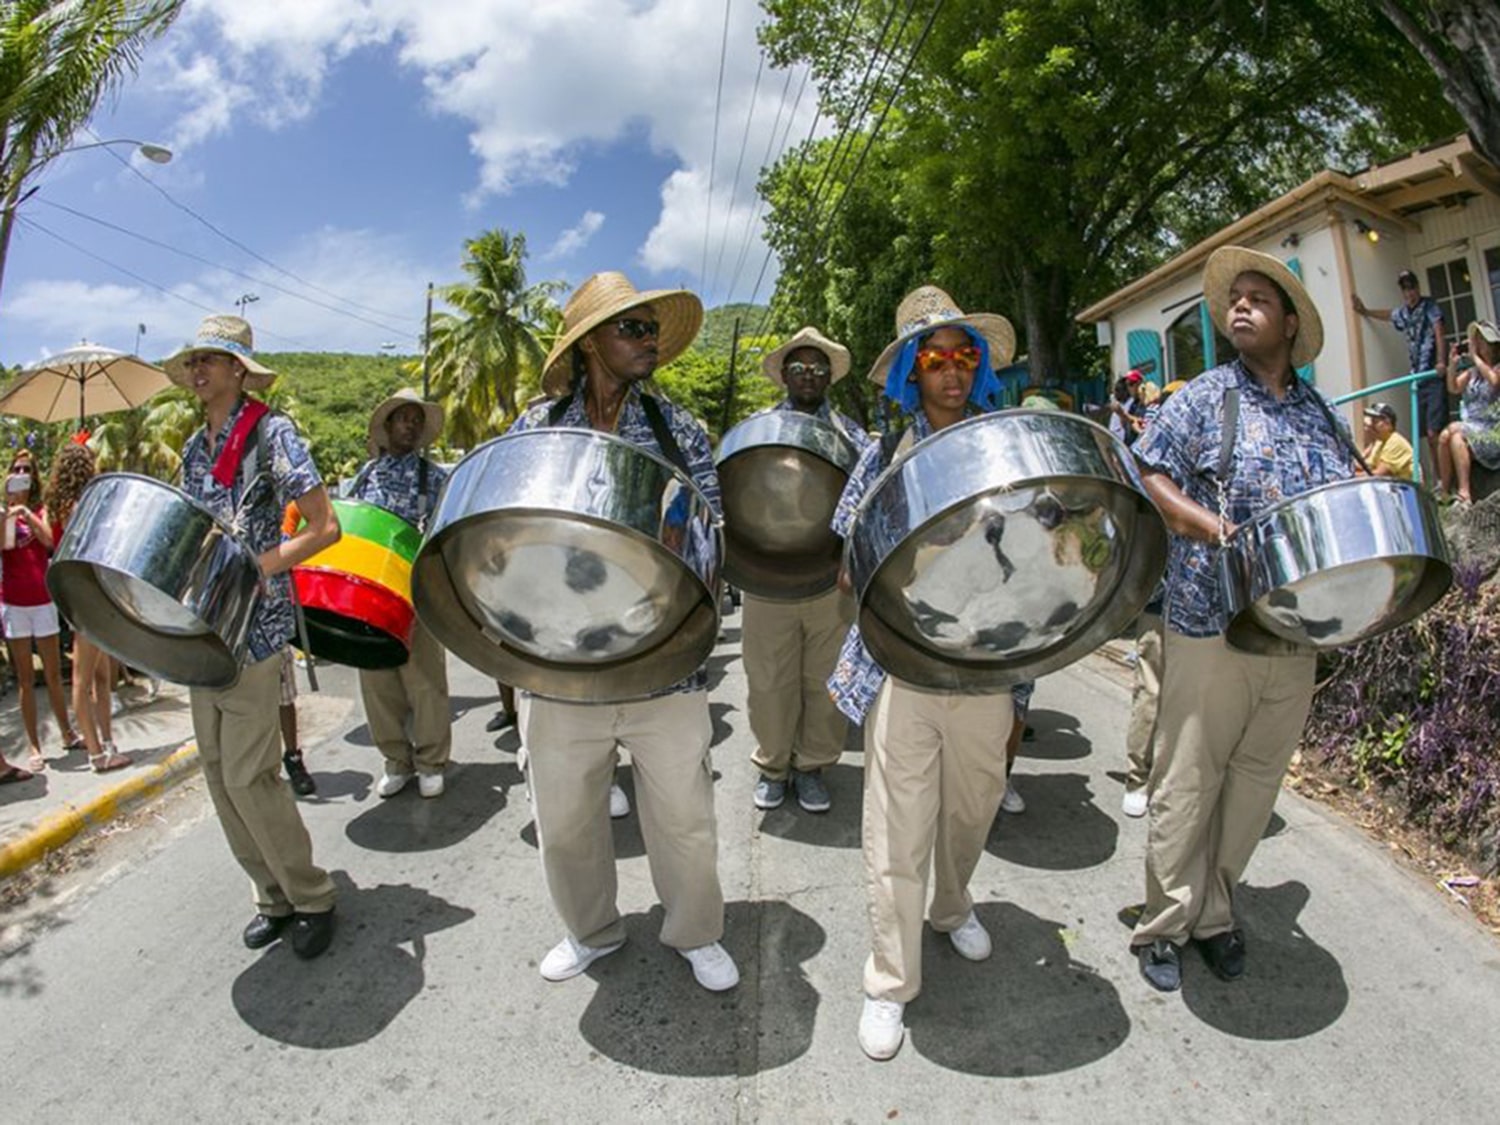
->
<box><xmin>753</xmin><ymin>793</ymin><xmax>785</xmax><ymax>810</ymax></box>
<box><xmin>796</xmin><ymin>798</ymin><xmax>831</xmax><ymax>813</ymax></box>
<box><xmin>540</xmin><ymin>940</ymin><xmax>625</xmax><ymax>982</ymax></box>
<box><xmin>859</xmin><ymin>1028</ymin><xmax>905</xmax><ymax>1061</ymax></box>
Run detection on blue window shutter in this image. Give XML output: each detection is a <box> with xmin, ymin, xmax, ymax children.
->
<box><xmin>1286</xmin><ymin>257</ymin><xmax>1316</xmax><ymax>385</ymax></box>
<box><xmin>1199</xmin><ymin>301</ymin><xmax>1217</xmax><ymax>369</ymax></box>
<box><xmin>1126</xmin><ymin>329</ymin><xmax>1163</xmax><ymax>382</ymax></box>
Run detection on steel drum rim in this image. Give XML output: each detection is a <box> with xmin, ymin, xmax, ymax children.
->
<box><xmin>715</xmin><ymin>410</ymin><xmax>860</xmax><ymax>474</ymax></box>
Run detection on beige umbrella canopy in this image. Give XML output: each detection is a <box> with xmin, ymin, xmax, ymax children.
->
<box><xmin>0</xmin><ymin>344</ymin><xmax>171</xmax><ymax>427</ymax></box>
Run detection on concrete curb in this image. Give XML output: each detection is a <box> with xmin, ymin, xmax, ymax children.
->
<box><xmin>0</xmin><ymin>742</ymin><xmax>199</xmax><ymax>879</ymax></box>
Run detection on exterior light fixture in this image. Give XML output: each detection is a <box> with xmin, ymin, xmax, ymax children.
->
<box><xmin>1354</xmin><ymin>219</ymin><xmax>1380</xmax><ymax>244</ymax></box>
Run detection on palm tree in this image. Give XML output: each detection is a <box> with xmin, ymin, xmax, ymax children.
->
<box><xmin>0</xmin><ymin>1</ymin><xmax>183</xmax><ymax>301</ymax></box>
<box><xmin>425</xmin><ymin>229</ymin><xmax>562</xmax><ymax>449</ymax></box>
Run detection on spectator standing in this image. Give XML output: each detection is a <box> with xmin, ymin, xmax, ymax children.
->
<box><xmin>1352</xmin><ymin>269</ymin><xmax>1447</xmax><ymax>476</ymax></box>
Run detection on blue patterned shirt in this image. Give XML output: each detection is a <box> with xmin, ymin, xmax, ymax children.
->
<box><xmin>762</xmin><ymin>398</ymin><xmax>874</xmax><ymax>453</ymax></box>
<box><xmin>1390</xmin><ymin>297</ymin><xmax>1444</xmax><ymax>376</ymax></box>
<box><xmin>1134</xmin><ymin>359</ymin><xmax>1353</xmax><ymax>639</ymax></box>
<box><xmin>511</xmin><ymin>384</ymin><xmax>721</xmax><ymax>696</ymax></box>
<box><xmin>181</xmin><ymin>397</ymin><xmax>323</xmax><ymax>664</ymax></box>
<box><xmin>349</xmin><ymin>452</ymin><xmax>449</xmax><ymax>530</ymax></box>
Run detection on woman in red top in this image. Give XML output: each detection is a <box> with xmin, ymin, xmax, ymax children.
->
<box><xmin>2</xmin><ymin>449</ymin><xmax>82</xmax><ymax>771</ymax></box>
<box><xmin>49</xmin><ymin>445</ymin><xmax>129</xmax><ymax>772</ymax></box>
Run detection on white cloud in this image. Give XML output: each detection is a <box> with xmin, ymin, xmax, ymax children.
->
<box><xmin>145</xmin><ymin>0</ymin><xmax>819</xmax><ymax>300</ymax></box>
<box><xmin>543</xmin><ymin>210</ymin><xmax>606</xmax><ymax>261</ymax></box>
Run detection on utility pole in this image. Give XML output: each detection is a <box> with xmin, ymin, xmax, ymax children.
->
<box><xmin>720</xmin><ymin>316</ymin><xmax>742</xmax><ymax>436</ymax></box>
<box><xmin>421</xmin><ymin>282</ymin><xmax>434</xmax><ymax>398</ymax></box>
<box><xmin>133</xmin><ymin>323</ymin><xmax>146</xmax><ymax>357</ymax></box>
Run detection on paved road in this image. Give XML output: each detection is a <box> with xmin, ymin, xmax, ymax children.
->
<box><xmin>4</xmin><ymin>611</ymin><xmax>1499</xmax><ymax>1122</ymax></box>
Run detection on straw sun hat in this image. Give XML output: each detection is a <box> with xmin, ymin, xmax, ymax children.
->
<box><xmin>1202</xmin><ymin>245</ymin><xmax>1324</xmax><ymax>369</ymax></box>
<box><xmin>541</xmin><ymin>271</ymin><xmax>703</xmax><ymax>397</ymax></box>
<box><xmin>866</xmin><ymin>286</ymin><xmax>1017</xmax><ymax>386</ymax></box>
<box><xmin>164</xmin><ymin>314</ymin><xmax>277</xmax><ymax>391</ymax></box>
<box><xmin>761</xmin><ymin>326</ymin><xmax>852</xmax><ymax>386</ymax></box>
<box><xmin>368</xmin><ymin>387</ymin><xmax>444</xmax><ymax>457</ymax></box>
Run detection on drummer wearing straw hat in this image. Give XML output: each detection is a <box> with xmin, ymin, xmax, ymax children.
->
<box><xmin>506</xmin><ymin>271</ymin><xmax>739</xmax><ymax>994</ymax></box>
<box><xmin>347</xmin><ymin>388</ymin><xmax>453</xmax><ymax>800</ymax></box>
<box><xmin>166</xmin><ymin>313</ymin><xmax>342</xmax><ymax>960</ymax></box>
<box><xmin>825</xmin><ymin>285</ymin><xmax>1019</xmax><ymax>1061</ymax></box>
<box><xmin>1129</xmin><ymin>246</ymin><xmax>1353</xmax><ymax>993</ymax></box>
<box><xmin>744</xmin><ymin>327</ymin><xmax>871</xmax><ymax>815</ymax></box>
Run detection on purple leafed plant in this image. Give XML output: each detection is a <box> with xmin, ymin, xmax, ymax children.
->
<box><xmin>1305</xmin><ymin>569</ymin><xmax>1500</xmax><ymax>871</ymax></box>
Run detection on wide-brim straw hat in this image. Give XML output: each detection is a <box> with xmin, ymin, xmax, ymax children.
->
<box><xmin>867</xmin><ymin>285</ymin><xmax>1017</xmax><ymax>386</ymax></box>
<box><xmin>1203</xmin><ymin>246</ymin><xmax>1324</xmax><ymax>369</ymax></box>
<box><xmin>761</xmin><ymin>325</ymin><xmax>852</xmax><ymax>386</ymax></box>
<box><xmin>163</xmin><ymin>314</ymin><xmax>277</xmax><ymax>391</ymax></box>
<box><xmin>368</xmin><ymin>387</ymin><xmax>445</xmax><ymax>457</ymax></box>
<box><xmin>541</xmin><ymin>271</ymin><xmax>703</xmax><ymax>397</ymax></box>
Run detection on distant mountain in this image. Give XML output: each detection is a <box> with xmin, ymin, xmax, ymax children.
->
<box><xmin>697</xmin><ymin>303</ymin><xmax>768</xmax><ymax>353</ymax></box>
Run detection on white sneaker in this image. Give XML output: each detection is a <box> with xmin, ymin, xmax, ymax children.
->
<box><xmin>539</xmin><ymin>935</ymin><xmax>625</xmax><ymax>982</ymax></box>
<box><xmin>609</xmin><ymin>783</ymin><xmax>630</xmax><ymax>819</ymax></box>
<box><xmin>146</xmin><ymin>677</ymin><xmax>161</xmax><ymax>702</ymax></box>
<box><xmin>858</xmin><ymin>996</ymin><xmax>906</xmax><ymax>1061</ymax></box>
<box><xmin>1121</xmin><ymin>787</ymin><xmax>1149</xmax><ymax>818</ymax></box>
<box><xmin>418</xmin><ymin>771</ymin><xmax>445</xmax><ymax>799</ymax></box>
<box><xmin>678</xmin><ymin>941</ymin><xmax>739</xmax><ymax>991</ymax></box>
<box><xmin>377</xmin><ymin>768</ymin><xmax>413</xmax><ymax>798</ymax></box>
<box><xmin>1000</xmin><ymin>781</ymin><xmax>1026</xmax><ymax>814</ymax></box>
<box><xmin>947</xmin><ymin>910</ymin><xmax>992</xmax><ymax>961</ymax></box>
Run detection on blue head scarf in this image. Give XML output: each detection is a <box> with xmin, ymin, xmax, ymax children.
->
<box><xmin>881</xmin><ymin>326</ymin><xmax>1004</xmax><ymax>415</ymax></box>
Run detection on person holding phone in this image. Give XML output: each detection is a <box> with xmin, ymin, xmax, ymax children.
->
<box><xmin>2</xmin><ymin>449</ymin><xmax>84</xmax><ymax>771</ymax></box>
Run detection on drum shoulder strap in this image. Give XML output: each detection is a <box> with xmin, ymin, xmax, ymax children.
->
<box><xmin>546</xmin><ymin>391</ymin><xmax>691</xmax><ymax>478</ymax></box>
<box><xmin>1217</xmin><ymin>388</ymin><xmax>1240</xmax><ymax>484</ymax></box>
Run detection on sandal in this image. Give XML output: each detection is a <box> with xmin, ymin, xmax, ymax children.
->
<box><xmin>61</xmin><ymin>732</ymin><xmax>87</xmax><ymax>752</ymax></box>
<box><xmin>25</xmin><ymin>749</ymin><xmax>46</xmax><ymax>772</ymax></box>
<box><xmin>0</xmin><ymin>764</ymin><xmax>35</xmax><ymax>784</ymax></box>
<box><xmin>90</xmin><ymin>746</ymin><xmax>131</xmax><ymax>773</ymax></box>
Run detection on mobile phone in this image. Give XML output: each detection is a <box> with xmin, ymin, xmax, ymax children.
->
<box><xmin>5</xmin><ymin>473</ymin><xmax>30</xmax><ymax>495</ymax></box>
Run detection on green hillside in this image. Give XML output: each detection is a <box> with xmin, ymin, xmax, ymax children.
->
<box><xmin>697</xmin><ymin>304</ymin><xmax>767</xmax><ymax>354</ymax></box>
<box><xmin>265</xmin><ymin>351</ymin><xmax>421</xmax><ymax>477</ymax></box>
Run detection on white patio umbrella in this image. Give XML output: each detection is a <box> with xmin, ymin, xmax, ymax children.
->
<box><xmin>0</xmin><ymin>344</ymin><xmax>171</xmax><ymax>428</ymax></box>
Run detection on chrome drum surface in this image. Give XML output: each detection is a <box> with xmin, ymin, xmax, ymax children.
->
<box><xmin>1223</xmin><ymin>477</ymin><xmax>1451</xmax><ymax>653</ymax></box>
<box><xmin>412</xmin><ymin>429</ymin><xmax>721</xmax><ymax>702</ymax></box>
<box><xmin>47</xmin><ymin>473</ymin><xmax>261</xmax><ymax>687</ymax></box>
<box><xmin>716</xmin><ymin>411</ymin><xmax>859</xmax><ymax>599</ymax></box>
<box><xmin>847</xmin><ymin>410</ymin><xmax>1167</xmax><ymax>691</ymax></box>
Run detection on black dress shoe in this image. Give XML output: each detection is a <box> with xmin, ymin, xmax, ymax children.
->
<box><xmin>1196</xmin><ymin>929</ymin><xmax>1247</xmax><ymax>981</ymax></box>
<box><xmin>283</xmin><ymin>751</ymin><xmax>317</xmax><ymax>797</ymax></box>
<box><xmin>1137</xmin><ymin>939</ymin><xmax>1182</xmax><ymax>992</ymax></box>
<box><xmin>290</xmin><ymin>908</ymin><xmax>337</xmax><ymax>960</ymax></box>
<box><xmin>243</xmin><ymin>912</ymin><xmax>292</xmax><ymax>950</ymax></box>
<box><xmin>485</xmin><ymin>710</ymin><xmax>516</xmax><ymax>733</ymax></box>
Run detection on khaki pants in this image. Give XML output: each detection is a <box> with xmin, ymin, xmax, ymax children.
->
<box><xmin>863</xmin><ymin>677</ymin><xmax>1014</xmax><ymax>1002</ymax></box>
<box><xmin>358</xmin><ymin>621</ymin><xmax>451</xmax><ymax>774</ymax></box>
<box><xmin>1125</xmin><ymin>612</ymin><xmax>1164</xmax><ymax>792</ymax></box>
<box><xmin>191</xmin><ymin>654</ymin><xmax>336</xmax><ymax>916</ymax></box>
<box><xmin>744</xmin><ymin>588</ymin><xmax>852</xmax><ymax>780</ymax></box>
<box><xmin>1133</xmin><ymin>631</ymin><xmax>1316</xmax><ymax>947</ymax></box>
<box><xmin>520</xmin><ymin>690</ymin><xmax>723</xmax><ymax>951</ymax></box>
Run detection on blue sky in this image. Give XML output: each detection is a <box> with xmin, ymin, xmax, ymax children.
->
<box><xmin>0</xmin><ymin>0</ymin><xmax>814</xmax><ymax>365</ymax></box>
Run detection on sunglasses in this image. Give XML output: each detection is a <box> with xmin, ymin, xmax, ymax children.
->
<box><xmin>783</xmin><ymin>360</ymin><xmax>832</xmax><ymax>380</ymax></box>
<box><xmin>612</xmin><ymin>317</ymin><xmax>660</xmax><ymax>341</ymax></box>
<box><xmin>914</xmin><ymin>345</ymin><xmax>983</xmax><ymax>374</ymax></box>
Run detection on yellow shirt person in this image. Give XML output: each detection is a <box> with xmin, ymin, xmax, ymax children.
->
<box><xmin>1361</xmin><ymin>402</ymin><xmax>1414</xmax><ymax>481</ymax></box>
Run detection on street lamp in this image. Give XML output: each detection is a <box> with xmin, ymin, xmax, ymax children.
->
<box><xmin>235</xmin><ymin>293</ymin><xmax>260</xmax><ymax>315</ymax></box>
<box><xmin>57</xmin><ymin>139</ymin><xmax>174</xmax><ymax>165</ymax></box>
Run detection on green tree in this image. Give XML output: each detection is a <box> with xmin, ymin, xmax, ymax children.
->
<box><xmin>424</xmin><ymin>230</ymin><xmax>563</xmax><ymax>449</ymax></box>
<box><xmin>90</xmin><ymin>390</ymin><xmax>195</xmax><ymax>478</ymax></box>
<box><xmin>759</xmin><ymin>0</ymin><xmax>1457</xmax><ymax>384</ymax></box>
<box><xmin>0</xmin><ymin>0</ymin><xmax>183</xmax><ymax>301</ymax></box>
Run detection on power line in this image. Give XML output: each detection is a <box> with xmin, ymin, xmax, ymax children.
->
<box><xmin>701</xmin><ymin>0</ymin><xmax>734</xmax><ymax>291</ymax></box>
<box><xmin>85</xmin><ymin>128</ymin><xmax>419</xmax><ymax>326</ymax></box>
<box><xmin>724</xmin><ymin>64</ymin><xmax>804</xmax><ymax>305</ymax></box>
<box><xmin>708</xmin><ymin>46</ymin><xmax>765</xmax><ymax>305</ymax></box>
<box><xmin>36</xmin><ymin>198</ymin><xmax>414</xmax><ymax>338</ymax></box>
<box><xmin>14</xmin><ymin>215</ymin><xmax>313</xmax><ymax>349</ymax></box>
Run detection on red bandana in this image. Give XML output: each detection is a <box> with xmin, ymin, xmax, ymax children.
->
<box><xmin>211</xmin><ymin>399</ymin><xmax>270</xmax><ymax>489</ymax></box>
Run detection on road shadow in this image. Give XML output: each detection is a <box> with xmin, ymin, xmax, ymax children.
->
<box><xmin>577</xmin><ymin>899</ymin><xmax>824</xmax><ymax>1075</ymax></box>
<box><xmin>230</xmin><ymin>871</ymin><xmax>474</xmax><ymax>1049</ymax></box>
<box><xmin>0</xmin><ymin>769</ymin><xmax>47</xmax><ymax>805</ymax></box>
<box><xmin>1182</xmin><ymin>881</ymin><xmax>1347</xmax><ymax>1040</ymax></box>
<box><xmin>709</xmin><ymin>701</ymin><xmax>737</xmax><ymax>748</ymax></box>
<box><xmin>756</xmin><ymin>763</ymin><xmax>863</xmax><ymax>849</ymax></box>
<box><xmin>1263</xmin><ymin>810</ymin><xmax>1287</xmax><ymax>839</ymax></box>
<box><xmin>518</xmin><ymin>768</ymin><xmax>647</xmax><ymax>861</ymax></box>
<box><xmin>345</xmin><ymin>760</ymin><xmax>522</xmax><ymax>853</ymax></box>
<box><xmin>1018</xmin><ymin>708</ymin><xmax>1092</xmax><ymax>761</ymax></box>
<box><xmin>342</xmin><ymin>692</ymin><xmax>498</xmax><ymax>748</ymax></box>
<box><xmin>705</xmin><ymin>653</ymin><xmax>736</xmax><ymax>693</ymax></box>
<box><xmin>910</xmin><ymin>901</ymin><xmax>1130</xmax><ymax>1075</ymax></box>
<box><xmin>299</xmin><ymin>768</ymin><xmax>374</xmax><ymax>803</ymax></box>
<box><xmin>986</xmin><ymin>772</ymin><xmax>1118</xmax><ymax>870</ymax></box>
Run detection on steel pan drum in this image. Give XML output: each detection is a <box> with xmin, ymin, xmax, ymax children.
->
<box><xmin>1223</xmin><ymin>477</ymin><xmax>1451</xmax><ymax>654</ymax></box>
<box><xmin>412</xmin><ymin>429</ymin><xmax>721</xmax><ymax>702</ymax></box>
<box><xmin>716</xmin><ymin>411</ymin><xmax>860</xmax><ymax>598</ymax></box>
<box><xmin>847</xmin><ymin>410</ymin><xmax>1168</xmax><ymax>691</ymax></box>
<box><xmin>47</xmin><ymin>473</ymin><xmax>261</xmax><ymax>687</ymax></box>
<box><xmin>292</xmin><ymin>499</ymin><xmax>421</xmax><ymax>669</ymax></box>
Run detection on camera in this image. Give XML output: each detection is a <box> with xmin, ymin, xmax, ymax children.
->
<box><xmin>1455</xmin><ymin>340</ymin><xmax>1470</xmax><ymax>356</ymax></box>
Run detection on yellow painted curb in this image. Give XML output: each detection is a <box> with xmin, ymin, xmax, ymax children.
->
<box><xmin>0</xmin><ymin>742</ymin><xmax>200</xmax><ymax>879</ymax></box>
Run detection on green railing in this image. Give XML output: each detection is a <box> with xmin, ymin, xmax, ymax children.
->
<box><xmin>1331</xmin><ymin>368</ymin><xmax>1436</xmax><ymax>483</ymax></box>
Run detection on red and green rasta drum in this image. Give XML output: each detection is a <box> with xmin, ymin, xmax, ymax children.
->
<box><xmin>292</xmin><ymin>499</ymin><xmax>421</xmax><ymax>669</ymax></box>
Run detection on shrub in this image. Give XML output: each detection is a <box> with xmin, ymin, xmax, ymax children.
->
<box><xmin>1304</xmin><ymin>566</ymin><xmax>1500</xmax><ymax>870</ymax></box>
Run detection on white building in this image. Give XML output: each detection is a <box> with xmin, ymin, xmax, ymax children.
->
<box><xmin>1077</xmin><ymin>134</ymin><xmax>1500</xmax><ymax>434</ymax></box>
